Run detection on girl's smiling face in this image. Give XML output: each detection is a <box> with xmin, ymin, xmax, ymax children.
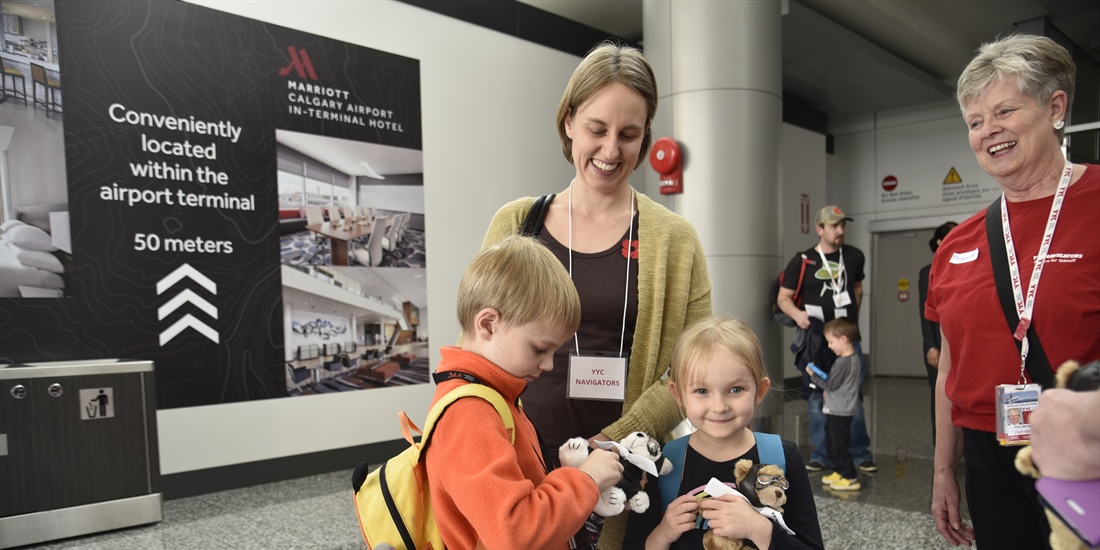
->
<box><xmin>672</xmin><ymin>350</ymin><xmax>769</xmax><ymax>448</ymax></box>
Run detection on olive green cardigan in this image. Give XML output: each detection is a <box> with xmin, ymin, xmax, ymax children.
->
<box><xmin>482</xmin><ymin>193</ymin><xmax>713</xmax><ymax>549</ymax></box>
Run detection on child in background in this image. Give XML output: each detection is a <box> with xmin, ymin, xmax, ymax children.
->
<box><xmin>807</xmin><ymin>317</ymin><xmax>862</xmax><ymax>491</ymax></box>
<box><xmin>631</xmin><ymin>316</ymin><xmax>824</xmax><ymax>550</ymax></box>
<box><xmin>425</xmin><ymin>235</ymin><xmax>624</xmax><ymax>550</ymax></box>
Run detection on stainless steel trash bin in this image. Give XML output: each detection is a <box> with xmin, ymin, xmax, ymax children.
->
<box><xmin>0</xmin><ymin>359</ymin><xmax>161</xmax><ymax>549</ymax></box>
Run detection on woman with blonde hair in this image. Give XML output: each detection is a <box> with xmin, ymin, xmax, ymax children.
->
<box><xmin>481</xmin><ymin>42</ymin><xmax>711</xmax><ymax>549</ymax></box>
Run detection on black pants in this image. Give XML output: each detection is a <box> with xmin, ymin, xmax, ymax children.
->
<box><xmin>825</xmin><ymin>414</ymin><xmax>855</xmax><ymax>479</ymax></box>
<box><xmin>962</xmin><ymin>428</ymin><xmax>1051</xmax><ymax>550</ymax></box>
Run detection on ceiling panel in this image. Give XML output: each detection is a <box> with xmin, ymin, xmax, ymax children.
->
<box><xmin>521</xmin><ymin>0</ymin><xmax>1098</xmax><ymax>122</ymax></box>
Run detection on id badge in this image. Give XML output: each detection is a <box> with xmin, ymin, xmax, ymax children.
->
<box><xmin>568</xmin><ymin>351</ymin><xmax>627</xmax><ymax>402</ymax></box>
<box><xmin>995</xmin><ymin>383</ymin><xmax>1040</xmax><ymax>446</ymax></box>
<box><xmin>832</xmin><ymin>292</ymin><xmax>851</xmax><ymax>308</ymax></box>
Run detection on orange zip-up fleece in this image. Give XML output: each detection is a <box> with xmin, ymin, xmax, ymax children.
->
<box><xmin>425</xmin><ymin>346</ymin><xmax>600</xmax><ymax>550</ymax></box>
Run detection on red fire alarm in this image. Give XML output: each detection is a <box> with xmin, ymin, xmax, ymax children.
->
<box><xmin>649</xmin><ymin>137</ymin><xmax>682</xmax><ymax>195</ymax></box>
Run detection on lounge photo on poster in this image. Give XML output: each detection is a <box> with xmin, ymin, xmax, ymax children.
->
<box><xmin>282</xmin><ymin>263</ymin><xmax>428</xmax><ymax>396</ymax></box>
<box><xmin>275</xmin><ymin>129</ymin><xmax>424</xmax><ymax>269</ymax></box>
<box><xmin>1</xmin><ymin>0</ymin><xmax>69</xmax><ymax>298</ymax></box>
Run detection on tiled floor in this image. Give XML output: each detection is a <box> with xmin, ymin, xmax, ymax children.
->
<box><xmin>783</xmin><ymin>377</ymin><xmax>971</xmax><ymax>550</ymax></box>
<box><xmin>22</xmin><ymin>377</ymin><xmax>970</xmax><ymax>549</ymax></box>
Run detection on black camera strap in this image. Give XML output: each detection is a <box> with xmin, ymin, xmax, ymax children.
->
<box><xmin>985</xmin><ymin>198</ymin><xmax>1054</xmax><ymax>389</ymax></box>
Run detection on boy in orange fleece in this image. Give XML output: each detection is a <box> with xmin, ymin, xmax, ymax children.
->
<box><xmin>425</xmin><ymin>235</ymin><xmax>623</xmax><ymax>550</ymax></box>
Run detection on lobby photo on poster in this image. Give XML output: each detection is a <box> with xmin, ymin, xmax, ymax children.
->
<box><xmin>0</xmin><ymin>0</ymin><xmax>423</xmax><ymax>409</ymax></box>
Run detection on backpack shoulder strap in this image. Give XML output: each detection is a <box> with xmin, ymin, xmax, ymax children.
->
<box><xmin>793</xmin><ymin>254</ymin><xmax>813</xmax><ymax>295</ymax></box>
<box><xmin>659</xmin><ymin>435</ymin><xmax>689</xmax><ymax>511</ymax></box>
<box><xmin>753</xmin><ymin>432</ymin><xmax>785</xmax><ymax>472</ymax></box>
<box><xmin>658</xmin><ymin>433</ymin><xmax>786</xmax><ymax>510</ymax></box>
<box><xmin>520</xmin><ymin>194</ymin><xmax>555</xmax><ymax>237</ymax></box>
<box><xmin>416</xmin><ymin>384</ymin><xmax>515</xmax><ymax>462</ymax></box>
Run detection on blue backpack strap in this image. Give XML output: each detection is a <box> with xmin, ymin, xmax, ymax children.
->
<box><xmin>659</xmin><ymin>435</ymin><xmax>689</xmax><ymax>511</ymax></box>
<box><xmin>754</xmin><ymin>432</ymin><xmax>786</xmax><ymax>472</ymax></box>
<box><xmin>659</xmin><ymin>432</ymin><xmax>786</xmax><ymax>512</ymax></box>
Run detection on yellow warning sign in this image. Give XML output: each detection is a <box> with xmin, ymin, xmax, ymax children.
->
<box><xmin>944</xmin><ymin>167</ymin><xmax>962</xmax><ymax>184</ymax></box>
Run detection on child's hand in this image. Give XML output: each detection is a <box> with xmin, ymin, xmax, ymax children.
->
<box><xmin>646</xmin><ymin>494</ymin><xmax>698</xmax><ymax>548</ymax></box>
<box><xmin>578</xmin><ymin>448</ymin><xmax>623</xmax><ymax>493</ymax></box>
<box><xmin>804</xmin><ymin>366</ymin><xmax>813</xmax><ymax>375</ymax></box>
<box><xmin>699</xmin><ymin>496</ymin><xmax>772</xmax><ymax>545</ymax></box>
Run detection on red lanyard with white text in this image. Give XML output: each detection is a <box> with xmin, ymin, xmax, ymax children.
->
<box><xmin>1000</xmin><ymin>160</ymin><xmax>1072</xmax><ymax>383</ymax></box>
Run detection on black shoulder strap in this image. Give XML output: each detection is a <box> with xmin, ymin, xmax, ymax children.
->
<box><xmin>984</xmin><ymin>198</ymin><xmax>1055</xmax><ymax>388</ymax></box>
<box><xmin>432</xmin><ymin>371</ymin><xmax>484</xmax><ymax>385</ymax></box>
<box><xmin>519</xmin><ymin>194</ymin><xmax>555</xmax><ymax>237</ymax></box>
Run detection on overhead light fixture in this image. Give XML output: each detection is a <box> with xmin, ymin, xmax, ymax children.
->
<box><xmin>359</xmin><ymin>161</ymin><xmax>385</xmax><ymax>180</ymax></box>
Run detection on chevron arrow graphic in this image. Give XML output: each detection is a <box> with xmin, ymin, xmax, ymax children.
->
<box><xmin>157</xmin><ymin>264</ymin><xmax>219</xmax><ymax>345</ymax></box>
<box><xmin>159</xmin><ymin>314</ymin><xmax>220</xmax><ymax>345</ymax></box>
<box><xmin>156</xmin><ymin>263</ymin><xmax>217</xmax><ymax>295</ymax></box>
<box><xmin>158</xmin><ymin>289</ymin><xmax>219</xmax><ymax>321</ymax></box>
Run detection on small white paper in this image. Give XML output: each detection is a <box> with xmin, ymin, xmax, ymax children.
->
<box><xmin>567</xmin><ymin>355</ymin><xmax>627</xmax><ymax>401</ymax></box>
<box><xmin>805</xmin><ymin>304</ymin><xmax>825</xmax><ymax>321</ymax></box>
<box><xmin>593</xmin><ymin>440</ymin><xmax>658</xmax><ymax>476</ymax></box>
<box><xmin>701</xmin><ymin>477</ymin><xmax>795</xmax><ymax>536</ymax></box>
<box><xmin>950</xmin><ymin>249</ymin><xmax>980</xmax><ymax>264</ymax></box>
<box><xmin>832</xmin><ymin>292</ymin><xmax>851</xmax><ymax>308</ymax></box>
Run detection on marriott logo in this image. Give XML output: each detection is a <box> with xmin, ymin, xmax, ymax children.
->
<box><xmin>279</xmin><ymin>46</ymin><xmax>318</xmax><ymax>81</ymax></box>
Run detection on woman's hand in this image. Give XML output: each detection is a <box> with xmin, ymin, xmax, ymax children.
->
<box><xmin>645</xmin><ymin>494</ymin><xmax>698</xmax><ymax>550</ymax></box>
<box><xmin>931</xmin><ymin>468</ymin><xmax>974</xmax><ymax>546</ymax></box>
<box><xmin>588</xmin><ymin>432</ymin><xmax>612</xmax><ymax>449</ymax></box>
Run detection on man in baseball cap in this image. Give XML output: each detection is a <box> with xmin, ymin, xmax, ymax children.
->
<box><xmin>777</xmin><ymin>204</ymin><xmax>875</xmax><ymax>474</ymax></box>
<box><xmin>815</xmin><ymin>205</ymin><xmax>854</xmax><ymax>226</ymax></box>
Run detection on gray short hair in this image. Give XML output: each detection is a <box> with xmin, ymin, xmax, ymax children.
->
<box><xmin>956</xmin><ymin>34</ymin><xmax>1075</xmax><ymax>140</ymax></box>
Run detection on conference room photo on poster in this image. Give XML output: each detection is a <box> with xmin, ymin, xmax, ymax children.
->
<box><xmin>276</xmin><ymin>129</ymin><xmax>429</xmax><ymax>396</ymax></box>
<box><xmin>0</xmin><ymin>0</ymin><xmax>425</xmax><ymax>409</ymax></box>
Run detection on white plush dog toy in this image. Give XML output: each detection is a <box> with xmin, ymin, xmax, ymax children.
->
<box><xmin>559</xmin><ymin>431</ymin><xmax>673</xmax><ymax>516</ymax></box>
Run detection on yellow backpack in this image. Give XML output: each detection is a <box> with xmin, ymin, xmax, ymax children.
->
<box><xmin>351</xmin><ymin>382</ymin><xmax>514</xmax><ymax>550</ymax></box>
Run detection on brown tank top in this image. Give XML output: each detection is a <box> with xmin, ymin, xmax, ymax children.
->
<box><xmin>526</xmin><ymin>213</ymin><xmax>639</xmax><ymax>457</ymax></box>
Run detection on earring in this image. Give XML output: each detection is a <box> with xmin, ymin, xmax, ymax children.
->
<box><xmin>1054</xmin><ymin>120</ymin><xmax>1065</xmax><ymax>130</ymax></box>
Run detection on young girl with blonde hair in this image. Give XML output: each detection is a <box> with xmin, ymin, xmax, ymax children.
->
<box><xmin>628</xmin><ymin>316</ymin><xmax>824</xmax><ymax>550</ymax></box>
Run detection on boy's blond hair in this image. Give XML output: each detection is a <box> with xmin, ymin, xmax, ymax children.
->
<box><xmin>458</xmin><ymin>235</ymin><xmax>581</xmax><ymax>337</ymax></box>
<box><xmin>824</xmin><ymin>317</ymin><xmax>859</xmax><ymax>343</ymax></box>
<box><xmin>670</xmin><ymin>316</ymin><xmax>768</xmax><ymax>400</ymax></box>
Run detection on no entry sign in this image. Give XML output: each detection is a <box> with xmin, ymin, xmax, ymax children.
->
<box><xmin>882</xmin><ymin>175</ymin><xmax>898</xmax><ymax>192</ymax></box>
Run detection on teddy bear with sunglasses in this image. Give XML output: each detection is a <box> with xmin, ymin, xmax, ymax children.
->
<box><xmin>700</xmin><ymin>459</ymin><xmax>790</xmax><ymax>550</ymax></box>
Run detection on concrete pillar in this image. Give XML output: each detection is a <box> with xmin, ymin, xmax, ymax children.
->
<box><xmin>644</xmin><ymin>0</ymin><xmax>784</xmax><ymax>432</ymax></box>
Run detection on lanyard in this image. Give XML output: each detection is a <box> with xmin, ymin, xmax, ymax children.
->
<box><xmin>567</xmin><ymin>182</ymin><xmax>633</xmax><ymax>357</ymax></box>
<box><xmin>815</xmin><ymin>246</ymin><xmax>845</xmax><ymax>297</ymax></box>
<box><xmin>1001</xmin><ymin>160</ymin><xmax>1072</xmax><ymax>383</ymax></box>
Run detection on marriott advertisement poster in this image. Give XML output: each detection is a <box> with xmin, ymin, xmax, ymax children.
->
<box><xmin>0</xmin><ymin>0</ymin><xmax>425</xmax><ymax>409</ymax></box>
